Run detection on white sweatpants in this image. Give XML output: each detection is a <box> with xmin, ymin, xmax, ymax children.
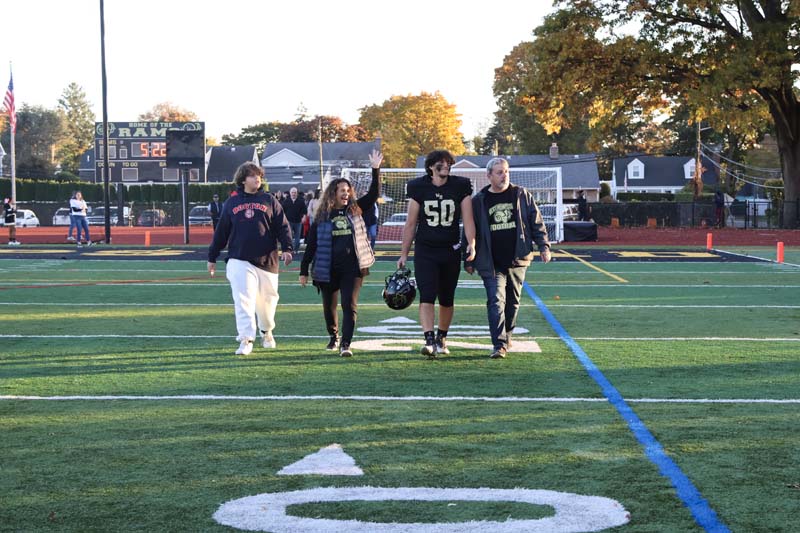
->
<box><xmin>225</xmin><ymin>258</ymin><xmax>280</xmax><ymax>341</ymax></box>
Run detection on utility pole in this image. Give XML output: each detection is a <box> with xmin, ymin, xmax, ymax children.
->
<box><xmin>694</xmin><ymin>120</ymin><xmax>704</xmax><ymax>200</ymax></box>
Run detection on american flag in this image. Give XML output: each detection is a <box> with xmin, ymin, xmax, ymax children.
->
<box><xmin>3</xmin><ymin>73</ymin><xmax>15</xmax><ymax>134</ymax></box>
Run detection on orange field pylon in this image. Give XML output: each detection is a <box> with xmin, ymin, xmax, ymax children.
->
<box><xmin>706</xmin><ymin>233</ymin><xmax>713</xmax><ymax>250</ymax></box>
<box><xmin>144</xmin><ymin>231</ymin><xmax>151</xmax><ymax>247</ymax></box>
<box><xmin>777</xmin><ymin>241</ymin><xmax>784</xmax><ymax>263</ymax></box>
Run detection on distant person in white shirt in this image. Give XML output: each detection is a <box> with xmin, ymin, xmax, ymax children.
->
<box><xmin>70</xmin><ymin>191</ymin><xmax>92</xmax><ymax>247</ymax></box>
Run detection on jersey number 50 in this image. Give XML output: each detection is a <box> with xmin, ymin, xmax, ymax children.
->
<box><xmin>423</xmin><ymin>199</ymin><xmax>456</xmax><ymax>227</ymax></box>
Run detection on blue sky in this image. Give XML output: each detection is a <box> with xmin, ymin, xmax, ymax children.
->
<box><xmin>1</xmin><ymin>0</ymin><xmax>552</xmax><ymax>141</ymax></box>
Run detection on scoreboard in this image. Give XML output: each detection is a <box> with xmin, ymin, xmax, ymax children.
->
<box><xmin>95</xmin><ymin>121</ymin><xmax>205</xmax><ymax>183</ymax></box>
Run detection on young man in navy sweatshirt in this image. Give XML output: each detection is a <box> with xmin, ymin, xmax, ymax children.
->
<box><xmin>208</xmin><ymin>162</ymin><xmax>294</xmax><ymax>355</ymax></box>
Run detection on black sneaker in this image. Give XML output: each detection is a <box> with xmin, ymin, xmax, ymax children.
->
<box><xmin>326</xmin><ymin>336</ymin><xmax>339</xmax><ymax>351</ymax></box>
<box><xmin>339</xmin><ymin>343</ymin><xmax>353</xmax><ymax>358</ymax></box>
<box><xmin>434</xmin><ymin>333</ymin><xmax>449</xmax><ymax>355</ymax></box>
<box><xmin>490</xmin><ymin>347</ymin><xmax>507</xmax><ymax>359</ymax></box>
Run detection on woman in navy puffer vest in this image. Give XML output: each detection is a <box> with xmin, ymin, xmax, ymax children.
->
<box><xmin>300</xmin><ymin>150</ymin><xmax>382</xmax><ymax>357</ymax></box>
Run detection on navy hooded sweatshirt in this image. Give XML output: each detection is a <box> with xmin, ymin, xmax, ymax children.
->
<box><xmin>208</xmin><ymin>187</ymin><xmax>293</xmax><ymax>274</ymax></box>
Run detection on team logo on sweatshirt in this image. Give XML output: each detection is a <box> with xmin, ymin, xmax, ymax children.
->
<box><xmin>232</xmin><ymin>202</ymin><xmax>268</xmax><ymax>218</ymax></box>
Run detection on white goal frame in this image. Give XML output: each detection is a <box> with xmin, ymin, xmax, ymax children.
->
<box><xmin>341</xmin><ymin>166</ymin><xmax>564</xmax><ymax>243</ymax></box>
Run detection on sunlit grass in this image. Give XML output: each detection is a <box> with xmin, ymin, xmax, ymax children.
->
<box><xmin>1</xmin><ymin>253</ymin><xmax>799</xmax><ymax>532</ymax></box>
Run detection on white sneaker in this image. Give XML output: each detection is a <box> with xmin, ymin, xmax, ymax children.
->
<box><xmin>261</xmin><ymin>331</ymin><xmax>276</xmax><ymax>349</ymax></box>
<box><xmin>67</xmin><ymin>236</ymin><xmax>75</xmax><ymax>241</ymax></box>
<box><xmin>235</xmin><ymin>339</ymin><xmax>254</xmax><ymax>355</ymax></box>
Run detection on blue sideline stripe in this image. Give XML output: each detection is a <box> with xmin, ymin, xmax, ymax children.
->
<box><xmin>523</xmin><ymin>282</ymin><xmax>729</xmax><ymax>533</ymax></box>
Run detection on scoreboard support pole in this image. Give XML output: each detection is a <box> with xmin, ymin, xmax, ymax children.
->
<box><xmin>181</xmin><ymin>168</ymin><xmax>190</xmax><ymax>244</ymax></box>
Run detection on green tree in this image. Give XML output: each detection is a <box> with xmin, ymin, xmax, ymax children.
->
<box><xmin>501</xmin><ymin>0</ymin><xmax>799</xmax><ymax>226</ymax></box>
<box><xmin>221</xmin><ymin>122</ymin><xmax>284</xmax><ymax>152</ymax></box>
<box><xmin>56</xmin><ymin>83</ymin><xmax>95</xmax><ymax>174</ymax></box>
<box><xmin>138</xmin><ymin>102</ymin><xmax>199</xmax><ymax>122</ymax></box>
<box><xmin>222</xmin><ymin>116</ymin><xmax>368</xmax><ymax>151</ymax></box>
<box><xmin>1</xmin><ymin>104</ymin><xmax>65</xmax><ymax>179</ymax></box>
<box><xmin>280</xmin><ymin>115</ymin><xmax>369</xmax><ymax>143</ymax></box>
<box><xmin>358</xmin><ymin>92</ymin><xmax>465</xmax><ymax>167</ymax></box>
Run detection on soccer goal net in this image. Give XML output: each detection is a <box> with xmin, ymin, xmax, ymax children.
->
<box><xmin>340</xmin><ymin>167</ymin><xmax>564</xmax><ymax>243</ymax></box>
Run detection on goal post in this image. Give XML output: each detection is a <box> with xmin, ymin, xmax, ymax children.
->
<box><xmin>340</xmin><ymin>166</ymin><xmax>563</xmax><ymax>243</ymax></box>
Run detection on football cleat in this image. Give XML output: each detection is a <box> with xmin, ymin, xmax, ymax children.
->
<box><xmin>434</xmin><ymin>333</ymin><xmax>449</xmax><ymax>355</ymax></box>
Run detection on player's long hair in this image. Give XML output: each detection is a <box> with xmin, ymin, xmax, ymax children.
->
<box><xmin>315</xmin><ymin>178</ymin><xmax>362</xmax><ymax>222</ymax></box>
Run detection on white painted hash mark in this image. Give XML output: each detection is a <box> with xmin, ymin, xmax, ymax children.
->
<box><xmin>277</xmin><ymin>444</ymin><xmax>363</xmax><ymax>476</ymax></box>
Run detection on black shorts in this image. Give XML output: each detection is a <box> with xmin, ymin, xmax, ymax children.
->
<box><xmin>413</xmin><ymin>244</ymin><xmax>461</xmax><ymax>306</ymax></box>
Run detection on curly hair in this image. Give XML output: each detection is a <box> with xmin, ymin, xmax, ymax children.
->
<box><xmin>233</xmin><ymin>162</ymin><xmax>264</xmax><ymax>187</ymax></box>
<box><xmin>424</xmin><ymin>150</ymin><xmax>456</xmax><ymax>177</ymax></box>
<box><xmin>315</xmin><ymin>178</ymin><xmax>362</xmax><ymax>222</ymax></box>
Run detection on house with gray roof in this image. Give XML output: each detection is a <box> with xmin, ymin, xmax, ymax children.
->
<box><xmin>415</xmin><ymin>150</ymin><xmax>601</xmax><ymax>201</ymax></box>
<box><xmin>206</xmin><ymin>145</ymin><xmax>259</xmax><ymax>182</ymax></box>
<box><xmin>611</xmin><ymin>155</ymin><xmax>719</xmax><ymax>198</ymax></box>
<box><xmin>261</xmin><ymin>140</ymin><xmax>380</xmax><ymax>194</ymax></box>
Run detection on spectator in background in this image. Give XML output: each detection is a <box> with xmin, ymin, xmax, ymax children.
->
<box><xmin>282</xmin><ymin>187</ymin><xmax>306</xmax><ymax>251</ymax></box>
<box><xmin>302</xmin><ymin>191</ymin><xmax>314</xmax><ymax>238</ymax></box>
<box><xmin>362</xmin><ymin>202</ymin><xmax>379</xmax><ymax>249</ymax></box>
<box><xmin>577</xmin><ymin>190</ymin><xmax>590</xmax><ymax>221</ymax></box>
<box><xmin>307</xmin><ymin>189</ymin><xmax>320</xmax><ymax>225</ymax></box>
<box><xmin>67</xmin><ymin>191</ymin><xmax>78</xmax><ymax>241</ymax></box>
<box><xmin>209</xmin><ymin>193</ymin><xmax>224</xmax><ymax>230</ymax></box>
<box><xmin>70</xmin><ymin>191</ymin><xmax>92</xmax><ymax>247</ymax></box>
<box><xmin>3</xmin><ymin>197</ymin><xmax>19</xmax><ymax>246</ymax></box>
<box><xmin>714</xmin><ymin>190</ymin><xmax>725</xmax><ymax>228</ymax></box>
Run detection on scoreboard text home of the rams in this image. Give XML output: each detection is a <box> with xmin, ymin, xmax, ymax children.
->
<box><xmin>95</xmin><ymin>122</ymin><xmax>205</xmax><ymax>183</ymax></box>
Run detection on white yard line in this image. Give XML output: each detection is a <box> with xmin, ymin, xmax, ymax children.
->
<box><xmin>1</xmin><ymin>394</ymin><xmax>797</xmax><ymax>404</ymax></box>
<box><xmin>2</xmin><ymin>282</ymin><xmax>800</xmax><ymax>288</ymax></box>
<box><xmin>3</xmin><ymin>302</ymin><xmax>800</xmax><ymax>310</ymax></box>
<box><xmin>3</xmin><ymin>334</ymin><xmax>799</xmax><ymax>341</ymax></box>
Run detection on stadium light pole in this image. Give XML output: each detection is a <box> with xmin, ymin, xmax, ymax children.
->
<box><xmin>99</xmin><ymin>0</ymin><xmax>111</xmax><ymax>243</ymax></box>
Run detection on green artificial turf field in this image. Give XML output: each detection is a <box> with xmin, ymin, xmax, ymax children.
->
<box><xmin>1</xmin><ymin>245</ymin><xmax>798</xmax><ymax>532</ymax></box>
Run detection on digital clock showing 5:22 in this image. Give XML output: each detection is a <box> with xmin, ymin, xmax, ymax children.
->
<box><xmin>130</xmin><ymin>141</ymin><xmax>167</xmax><ymax>158</ymax></box>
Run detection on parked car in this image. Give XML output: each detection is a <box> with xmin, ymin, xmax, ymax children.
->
<box><xmin>87</xmin><ymin>206</ymin><xmax>131</xmax><ymax>226</ymax></box>
<box><xmin>562</xmin><ymin>204</ymin><xmax>580</xmax><ymax>221</ymax></box>
<box><xmin>52</xmin><ymin>207</ymin><xmax>71</xmax><ymax>226</ymax></box>
<box><xmin>382</xmin><ymin>213</ymin><xmax>407</xmax><ymax>226</ymax></box>
<box><xmin>1</xmin><ymin>209</ymin><xmax>40</xmax><ymax>227</ymax></box>
<box><xmin>137</xmin><ymin>209</ymin><xmax>169</xmax><ymax>227</ymax></box>
<box><xmin>188</xmin><ymin>205</ymin><xmax>212</xmax><ymax>226</ymax></box>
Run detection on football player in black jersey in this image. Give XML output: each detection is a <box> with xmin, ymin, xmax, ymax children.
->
<box><xmin>397</xmin><ymin>150</ymin><xmax>476</xmax><ymax>357</ymax></box>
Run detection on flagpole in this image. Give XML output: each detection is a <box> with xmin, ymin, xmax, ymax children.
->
<box><xmin>8</xmin><ymin>64</ymin><xmax>14</xmax><ymax>203</ymax></box>
<box><xmin>9</xmin><ymin>123</ymin><xmax>14</xmax><ymax>203</ymax></box>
